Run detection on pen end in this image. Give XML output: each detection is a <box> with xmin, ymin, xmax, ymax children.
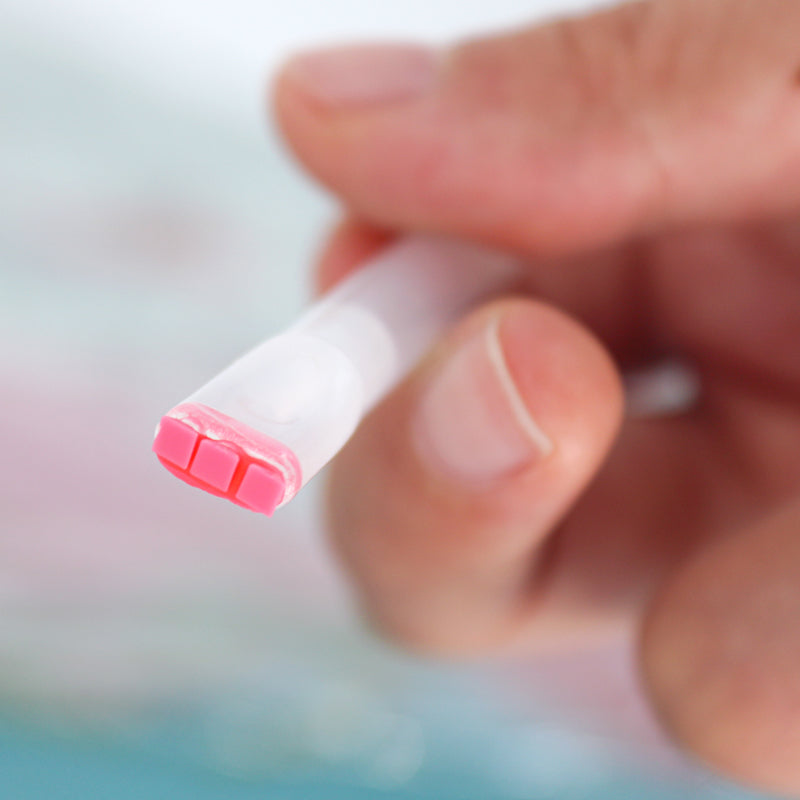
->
<box><xmin>152</xmin><ymin>405</ymin><xmax>301</xmax><ymax>516</ymax></box>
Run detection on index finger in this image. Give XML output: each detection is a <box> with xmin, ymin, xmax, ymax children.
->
<box><xmin>276</xmin><ymin>0</ymin><xmax>800</xmax><ymax>257</ymax></box>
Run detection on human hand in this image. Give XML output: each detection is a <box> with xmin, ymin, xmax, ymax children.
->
<box><xmin>273</xmin><ymin>0</ymin><xmax>800</xmax><ymax>793</ymax></box>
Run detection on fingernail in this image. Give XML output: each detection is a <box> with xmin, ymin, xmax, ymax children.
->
<box><xmin>413</xmin><ymin>317</ymin><xmax>553</xmax><ymax>485</ymax></box>
<box><xmin>283</xmin><ymin>44</ymin><xmax>437</xmax><ymax>109</ymax></box>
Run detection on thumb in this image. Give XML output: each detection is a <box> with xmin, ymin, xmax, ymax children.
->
<box><xmin>324</xmin><ymin>298</ymin><xmax>623</xmax><ymax>654</ymax></box>
<box><xmin>274</xmin><ymin>0</ymin><xmax>800</xmax><ymax>254</ymax></box>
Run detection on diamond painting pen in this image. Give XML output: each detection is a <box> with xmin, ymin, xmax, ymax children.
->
<box><xmin>153</xmin><ymin>235</ymin><xmax>519</xmax><ymax>515</ymax></box>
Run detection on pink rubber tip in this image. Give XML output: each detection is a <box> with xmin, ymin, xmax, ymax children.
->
<box><xmin>236</xmin><ymin>464</ymin><xmax>285</xmax><ymax>516</ymax></box>
<box><xmin>190</xmin><ymin>439</ymin><xmax>239</xmax><ymax>491</ymax></box>
<box><xmin>153</xmin><ymin>417</ymin><xmax>198</xmax><ymax>469</ymax></box>
<box><xmin>152</xmin><ymin>405</ymin><xmax>301</xmax><ymax>517</ymax></box>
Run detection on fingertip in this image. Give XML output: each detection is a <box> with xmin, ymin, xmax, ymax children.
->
<box><xmin>411</xmin><ymin>298</ymin><xmax>624</xmax><ymax>498</ymax></box>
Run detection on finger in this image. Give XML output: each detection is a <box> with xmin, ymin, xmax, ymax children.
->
<box><xmin>275</xmin><ymin>0</ymin><xmax>800</xmax><ymax>255</ymax></box>
<box><xmin>326</xmin><ymin>297</ymin><xmax>624</xmax><ymax>654</ymax></box>
<box><xmin>641</xmin><ymin>498</ymin><xmax>800</xmax><ymax>796</ymax></box>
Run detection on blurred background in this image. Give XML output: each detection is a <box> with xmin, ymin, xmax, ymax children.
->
<box><xmin>0</xmin><ymin>0</ymin><xmax>770</xmax><ymax>796</ymax></box>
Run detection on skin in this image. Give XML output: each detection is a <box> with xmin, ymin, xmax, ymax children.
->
<box><xmin>272</xmin><ymin>1</ymin><xmax>800</xmax><ymax>794</ymax></box>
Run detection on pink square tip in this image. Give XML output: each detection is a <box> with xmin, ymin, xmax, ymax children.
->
<box><xmin>153</xmin><ymin>417</ymin><xmax>198</xmax><ymax>469</ymax></box>
<box><xmin>154</xmin><ymin>405</ymin><xmax>296</xmax><ymax>516</ymax></box>
<box><xmin>236</xmin><ymin>464</ymin><xmax>285</xmax><ymax>516</ymax></box>
<box><xmin>189</xmin><ymin>439</ymin><xmax>239</xmax><ymax>491</ymax></box>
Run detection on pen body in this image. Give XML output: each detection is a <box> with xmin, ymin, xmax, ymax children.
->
<box><xmin>156</xmin><ymin>236</ymin><xmax>519</xmax><ymax>512</ymax></box>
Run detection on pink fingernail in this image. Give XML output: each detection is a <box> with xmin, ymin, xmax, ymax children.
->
<box><xmin>413</xmin><ymin>318</ymin><xmax>553</xmax><ymax>485</ymax></box>
<box><xmin>283</xmin><ymin>44</ymin><xmax>437</xmax><ymax>109</ymax></box>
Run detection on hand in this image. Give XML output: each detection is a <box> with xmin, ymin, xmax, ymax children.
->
<box><xmin>273</xmin><ymin>0</ymin><xmax>800</xmax><ymax>793</ymax></box>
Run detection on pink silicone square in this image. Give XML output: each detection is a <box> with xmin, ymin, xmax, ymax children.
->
<box><xmin>153</xmin><ymin>417</ymin><xmax>198</xmax><ymax>469</ymax></box>
<box><xmin>236</xmin><ymin>464</ymin><xmax>284</xmax><ymax>516</ymax></box>
<box><xmin>189</xmin><ymin>439</ymin><xmax>239</xmax><ymax>491</ymax></box>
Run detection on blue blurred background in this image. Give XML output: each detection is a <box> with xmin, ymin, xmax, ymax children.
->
<box><xmin>0</xmin><ymin>0</ymin><xmax>771</xmax><ymax>796</ymax></box>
